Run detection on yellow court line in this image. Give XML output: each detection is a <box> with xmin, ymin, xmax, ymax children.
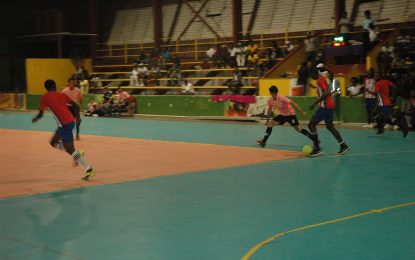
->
<box><xmin>242</xmin><ymin>201</ymin><xmax>415</xmax><ymax>260</ymax></box>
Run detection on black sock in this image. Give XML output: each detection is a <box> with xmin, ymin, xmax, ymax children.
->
<box><xmin>263</xmin><ymin>127</ymin><xmax>272</xmax><ymax>142</ymax></box>
<box><xmin>300</xmin><ymin>129</ymin><xmax>312</xmax><ymax>140</ymax></box>
<box><xmin>310</xmin><ymin>133</ymin><xmax>320</xmax><ymax>149</ymax></box>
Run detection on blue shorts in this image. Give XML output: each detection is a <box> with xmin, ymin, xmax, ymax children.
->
<box><xmin>379</xmin><ymin>106</ymin><xmax>392</xmax><ymax>116</ymax></box>
<box><xmin>56</xmin><ymin>122</ymin><xmax>75</xmax><ymax>144</ymax></box>
<box><xmin>311</xmin><ymin>107</ymin><xmax>334</xmax><ymax>123</ymax></box>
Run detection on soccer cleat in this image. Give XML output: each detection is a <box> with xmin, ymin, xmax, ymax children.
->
<box><xmin>73</xmin><ymin>150</ymin><xmax>84</xmax><ymax>167</ymax></box>
<box><xmin>309</xmin><ymin>147</ymin><xmax>323</xmax><ymax>157</ymax></box>
<box><xmin>256</xmin><ymin>139</ymin><xmax>266</xmax><ymax>148</ymax></box>
<box><xmin>337</xmin><ymin>144</ymin><xmax>350</xmax><ymax>155</ymax></box>
<box><xmin>82</xmin><ymin>168</ymin><xmax>96</xmax><ymax>181</ymax></box>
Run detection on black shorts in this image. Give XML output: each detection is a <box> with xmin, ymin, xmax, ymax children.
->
<box><xmin>272</xmin><ymin>115</ymin><xmax>299</xmax><ymax>126</ymax></box>
<box><xmin>68</xmin><ymin>105</ymin><xmax>81</xmax><ymax>122</ymax></box>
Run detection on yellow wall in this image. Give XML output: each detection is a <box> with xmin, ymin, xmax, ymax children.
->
<box><xmin>26</xmin><ymin>59</ymin><xmax>92</xmax><ymax>94</ymax></box>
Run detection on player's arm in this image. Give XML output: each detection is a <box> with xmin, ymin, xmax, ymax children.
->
<box><xmin>309</xmin><ymin>88</ymin><xmax>330</xmax><ymax>110</ymax></box>
<box><xmin>32</xmin><ymin>110</ymin><xmax>44</xmax><ymax>123</ymax></box>
<box><xmin>290</xmin><ymin>100</ymin><xmax>306</xmax><ymax>117</ymax></box>
<box><xmin>32</xmin><ymin>97</ymin><xmax>46</xmax><ymax>123</ymax></box>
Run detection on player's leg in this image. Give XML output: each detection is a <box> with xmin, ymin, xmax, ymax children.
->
<box><xmin>290</xmin><ymin>116</ymin><xmax>313</xmax><ymax>140</ymax></box>
<box><xmin>257</xmin><ymin>116</ymin><xmax>281</xmax><ymax>147</ymax></box>
<box><xmin>50</xmin><ymin>131</ymin><xmax>65</xmax><ymax>152</ymax></box>
<box><xmin>325</xmin><ymin>121</ymin><xmax>349</xmax><ymax>155</ymax></box>
<box><xmin>375</xmin><ymin>107</ymin><xmax>386</xmax><ymax>134</ymax></box>
<box><xmin>75</xmin><ymin>107</ymin><xmax>81</xmax><ymax>140</ymax></box>
<box><xmin>60</xmin><ymin>122</ymin><xmax>96</xmax><ymax>180</ymax></box>
<box><xmin>308</xmin><ymin>109</ymin><xmax>323</xmax><ymax>156</ymax></box>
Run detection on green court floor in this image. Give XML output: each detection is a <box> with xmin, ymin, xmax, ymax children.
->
<box><xmin>1</xmin><ymin>112</ymin><xmax>414</xmax><ymax>259</ymax></box>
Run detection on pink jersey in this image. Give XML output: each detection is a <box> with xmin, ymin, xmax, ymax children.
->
<box><xmin>119</xmin><ymin>91</ymin><xmax>132</xmax><ymax>102</ymax></box>
<box><xmin>268</xmin><ymin>94</ymin><xmax>295</xmax><ymax>116</ymax></box>
<box><xmin>62</xmin><ymin>86</ymin><xmax>82</xmax><ymax>105</ymax></box>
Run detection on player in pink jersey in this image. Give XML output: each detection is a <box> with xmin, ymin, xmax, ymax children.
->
<box><xmin>256</xmin><ymin>85</ymin><xmax>313</xmax><ymax>147</ymax></box>
<box><xmin>307</xmin><ymin>69</ymin><xmax>349</xmax><ymax>156</ymax></box>
<box><xmin>32</xmin><ymin>79</ymin><xmax>96</xmax><ymax>181</ymax></box>
<box><xmin>62</xmin><ymin>77</ymin><xmax>83</xmax><ymax>140</ymax></box>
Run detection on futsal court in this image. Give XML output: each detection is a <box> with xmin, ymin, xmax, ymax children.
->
<box><xmin>1</xmin><ymin>111</ymin><xmax>414</xmax><ymax>259</ymax></box>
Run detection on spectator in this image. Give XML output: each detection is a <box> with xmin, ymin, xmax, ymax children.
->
<box><xmin>147</xmin><ymin>64</ymin><xmax>160</xmax><ymax>86</ymax></box>
<box><xmin>130</xmin><ymin>64</ymin><xmax>139</xmax><ymax>86</ymax></box>
<box><xmin>347</xmin><ymin>77</ymin><xmax>363</xmax><ymax>96</ymax></box>
<box><xmin>246</xmin><ymin>41</ymin><xmax>258</xmax><ymax>53</ymax></box>
<box><xmin>363</xmin><ymin>68</ymin><xmax>377</xmax><ymax>128</ymax></box>
<box><xmin>368</xmin><ymin>23</ymin><xmax>379</xmax><ymax>43</ymax></box>
<box><xmin>168</xmin><ymin>62</ymin><xmax>182</xmax><ymax>86</ymax></box>
<box><xmin>285</xmin><ymin>40</ymin><xmax>296</xmax><ymax>53</ymax></box>
<box><xmin>304</xmin><ymin>31</ymin><xmax>317</xmax><ymax>62</ymax></box>
<box><xmin>161</xmin><ymin>48</ymin><xmax>172</xmax><ymax>69</ymax></box>
<box><xmin>297</xmin><ymin>62</ymin><xmax>310</xmax><ymax>95</ymax></box>
<box><xmin>206</xmin><ymin>45</ymin><xmax>217</xmax><ymax>67</ymax></box>
<box><xmin>137</xmin><ymin>63</ymin><xmax>149</xmax><ymax>86</ymax></box>
<box><xmin>215</xmin><ymin>44</ymin><xmax>230</xmax><ymax>68</ymax></box>
<box><xmin>377</xmin><ymin>41</ymin><xmax>394</xmax><ymax>74</ymax></box>
<box><xmin>181</xmin><ymin>80</ymin><xmax>196</xmax><ymax>94</ymax></box>
<box><xmin>235</xmin><ymin>42</ymin><xmax>247</xmax><ymax>67</ymax></box>
<box><xmin>246</xmin><ymin>51</ymin><xmax>261</xmax><ymax>71</ymax></box>
<box><xmin>84</xmin><ymin>99</ymin><xmax>98</xmax><ymax>116</ymax></box>
<box><xmin>338</xmin><ymin>12</ymin><xmax>351</xmax><ymax>35</ymax></box>
<box><xmin>117</xmin><ymin>88</ymin><xmax>136</xmax><ymax>117</ymax></box>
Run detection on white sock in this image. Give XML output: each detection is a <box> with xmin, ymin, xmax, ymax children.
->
<box><xmin>72</xmin><ymin>151</ymin><xmax>92</xmax><ymax>171</ymax></box>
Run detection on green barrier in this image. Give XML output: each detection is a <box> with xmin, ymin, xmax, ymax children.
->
<box><xmin>24</xmin><ymin>94</ymin><xmax>374</xmax><ymax>122</ymax></box>
<box><xmin>136</xmin><ymin>96</ymin><xmax>224</xmax><ymax>116</ymax></box>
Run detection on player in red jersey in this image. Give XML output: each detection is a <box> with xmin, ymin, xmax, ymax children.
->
<box><xmin>307</xmin><ymin>69</ymin><xmax>349</xmax><ymax>156</ymax></box>
<box><xmin>32</xmin><ymin>79</ymin><xmax>96</xmax><ymax>181</ymax></box>
<box><xmin>365</xmin><ymin>73</ymin><xmax>409</xmax><ymax>137</ymax></box>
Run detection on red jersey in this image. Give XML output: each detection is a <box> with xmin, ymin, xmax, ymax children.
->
<box><xmin>40</xmin><ymin>92</ymin><xmax>75</xmax><ymax>127</ymax></box>
<box><xmin>316</xmin><ymin>75</ymin><xmax>335</xmax><ymax>109</ymax></box>
<box><xmin>375</xmin><ymin>80</ymin><xmax>393</xmax><ymax>106</ymax></box>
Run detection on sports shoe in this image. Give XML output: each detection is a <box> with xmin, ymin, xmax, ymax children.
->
<box><xmin>337</xmin><ymin>144</ymin><xmax>350</xmax><ymax>155</ymax></box>
<box><xmin>256</xmin><ymin>139</ymin><xmax>266</xmax><ymax>148</ymax></box>
<box><xmin>309</xmin><ymin>147</ymin><xmax>323</xmax><ymax>157</ymax></box>
<box><xmin>82</xmin><ymin>168</ymin><xmax>96</xmax><ymax>181</ymax></box>
<box><xmin>73</xmin><ymin>150</ymin><xmax>84</xmax><ymax>167</ymax></box>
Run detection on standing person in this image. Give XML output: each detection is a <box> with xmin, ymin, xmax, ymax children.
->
<box><xmin>363</xmin><ymin>68</ymin><xmax>377</xmax><ymax>127</ymax></box>
<box><xmin>307</xmin><ymin>69</ymin><xmax>349</xmax><ymax>156</ymax></box>
<box><xmin>62</xmin><ymin>77</ymin><xmax>83</xmax><ymax>140</ymax></box>
<box><xmin>256</xmin><ymin>85</ymin><xmax>313</xmax><ymax>147</ymax></box>
<box><xmin>365</xmin><ymin>73</ymin><xmax>409</xmax><ymax>137</ymax></box>
<box><xmin>32</xmin><ymin>79</ymin><xmax>96</xmax><ymax>181</ymax></box>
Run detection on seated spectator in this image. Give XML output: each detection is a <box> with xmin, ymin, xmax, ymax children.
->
<box><xmin>147</xmin><ymin>64</ymin><xmax>160</xmax><ymax>86</ymax></box>
<box><xmin>137</xmin><ymin>63</ymin><xmax>149</xmax><ymax>86</ymax></box>
<box><xmin>246</xmin><ymin>41</ymin><xmax>258</xmax><ymax>53</ymax></box>
<box><xmin>347</xmin><ymin>77</ymin><xmax>363</xmax><ymax>96</ymax></box>
<box><xmin>285</xmin><ymin>40</ymin><xmax>296</xmax><ymax>53</ymax></box>
<box><xmin>215</xmin><ymin>44</ymin><xmax>230</xmax><ymax>68</ymax></box>
<box><xmin>206</xmin><ymin>45</ymin><xmax>217</xmax><ymax>66</ymax></box>
<box><xmin>84</xmin><ymin>99</ymin><xmax>98</xmax><ymax>116</ymax></box>
<box><xmin>246</xmin><ymin>51</ymin><xmax>261</xmax><ymax>70</ymax></box>
<box><xmin>168</xmin><ymin>62</ymin><xmax>182</xmax><ymax>86</ymax></box>
<box><xmin>130</xmin><ymin>64</ymin><xmax>139</xmax><ymax>86</ymax></box>
<box><xmin>234</xmin><ymin>42</ymin><xmax>247</xmax><ymax>67</ymax></box>
<box><xmin>118</xmin><ymin>88</ymin><xmax>136</xmax><ymax>117</ymax></box>
<box><xmin>161</xmin><ymin>48</ymin><xmax>172</xmax><ymax>69</ymax></box>
<box><xmin>181</xmin><ymin>80</ymin><xmax>195</xmax><ymax>94</ymax></box>
<box><xmin>226</xmin><ymin>69</ymin><xmax>243</xmax><ymax>94</ymax></box>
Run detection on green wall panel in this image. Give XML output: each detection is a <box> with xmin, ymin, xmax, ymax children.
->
<box><xmin>136</xmin><ymin>96</ymin><xmax>224</xmax><ymax>116</ymax></box>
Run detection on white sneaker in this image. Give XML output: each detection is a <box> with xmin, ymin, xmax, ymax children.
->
<box><xmin>385</xmin><ymin>124</ymin><xmax>392</xmax><ymax>129</ymax></box>
<box><xmin>394</xmin><ymin>125</ymin><xmax>399</xmax><ymax>130</ymax></box>
<box><xmin>362</xmin><ymin>124</ymin><xmax>370</xmax><ymax>128</ymax></box>
<box><xmin>368</xmin><ymin>123</ymin><xmax>374</xmax><ymax>128</ymax></box>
